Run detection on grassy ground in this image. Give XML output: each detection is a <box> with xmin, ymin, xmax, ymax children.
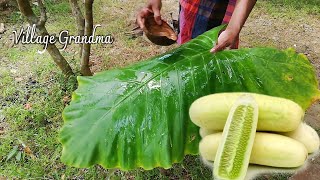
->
<box><xmin>0</xmin><ymin>0</ymin><xmax>319</xmax><ymax>179</ymax></box>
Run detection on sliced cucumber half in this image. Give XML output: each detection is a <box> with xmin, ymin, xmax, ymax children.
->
<box><xmin>214</xmin><ymin>95</ymin><xmax>259</xmax><ymax>180</ymax></box>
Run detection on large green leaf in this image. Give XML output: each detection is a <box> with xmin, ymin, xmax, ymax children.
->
<box><xmin>59</xmin><ymin>25</ymin><xmax>320</xmax><ymax>170</ymax></box>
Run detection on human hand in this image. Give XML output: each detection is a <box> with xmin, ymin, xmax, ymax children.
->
<box><xmin>210</xmin><ymin>29</ymin><xmax>239</xmax><ymax>53</ymax></box>
<box><xmin>136</xmin><ymin>0</ymin><xmax>162</xmax><ymax>30</ymax></box>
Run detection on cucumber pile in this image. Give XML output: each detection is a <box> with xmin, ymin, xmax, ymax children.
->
<box><xmin>189</xmin><ymin>92</ymin><xmax>320</xmax><ymax>180</ymax></box>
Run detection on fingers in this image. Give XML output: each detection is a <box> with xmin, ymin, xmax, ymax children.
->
<box><xmin>136</xmin><ymin>8</ymin><xmax>152</xmax><ymax>29</ymax></box>
<box><xmin>136</xmin><ymin>15</ymin><xmax>145</xmax><ymax>29</ymax></box>
<box><xmin>210</xmin><ymin>42</ymin><xmax>230</xmax><ymax>53</ymax></box>
<box><xmin>137</xmin><ymin>6</ymin><xmax>162</xmax><ymax>29</ymax></box>
<box><xmin>152</xmin><ymin>6</ymin><xmax>162</xmax><ymax>25</ymax></box>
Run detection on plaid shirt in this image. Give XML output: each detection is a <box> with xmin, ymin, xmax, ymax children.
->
<box><xmin>178</xmin><ymin>0</ymin><xmax>238</xmax><ymax>46</ymax></box>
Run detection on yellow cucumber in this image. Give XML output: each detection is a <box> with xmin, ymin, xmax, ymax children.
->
<box><xmin>199</xmin><ymin>128</ymin><xmax>218</xmax><ymax>138</ymax></box>
<box><xmin>189</xmin><ymin>92</ymin><xmax>304</xmax><ymax>132</ymax></box>
<box><xmin>214</xmin><ymin>95</ymin><xmax>258</xmax><ymax>180</ymax></box>
<box><xmin>200</xmin><ymin>132</ymin><xmax>308</xmax><ymax>168</ymax></box>
<box><xmin>281</xmin><ymin>123</ymin><xmax>320</xmax><ymax>153</ymax></box>
<box><xmin>201</xmin><ymin>125</ymin><xmax>320</xmax><ymax>153</ymax></box>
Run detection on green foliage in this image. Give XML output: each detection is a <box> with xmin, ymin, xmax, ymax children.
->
<box><xmin>31</xmin><ymin>0</ymin><xmax>71</xmax><ymax>16</ymax></box>
<box><xmin>43</xmin><ymin>0</ymin><xmax>71</xmax><ymax>14</ymax></box>
<box><xmin>59</xmin><ymin>25</ymin><xmax>320</xmax><ymax>170</ymax></box>
<box><xmin>259</xmin><ymin>0</ymin><xmax>320</xmax><ymax>16</ymax></box>
<box><xmin>268</xmin><ymin>0</ymin><xmax>320</xmax><ymax>10</ymax></box>
<box><xmin>3</xmin><ymin>0</ymin><xmax>72</xmax><ymax>23</ymax></box>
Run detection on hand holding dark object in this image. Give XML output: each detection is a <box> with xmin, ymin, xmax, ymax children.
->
<box><xmin>143</xmin><ymin>16</ymin><xmax>177</xmax><ymax>46</ymax></box>
<box><xmin>136</xmin><ymin>0</ymin><xmax>162</xmax><ymax>30</ymax></box>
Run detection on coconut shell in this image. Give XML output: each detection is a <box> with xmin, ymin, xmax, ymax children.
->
<box><xmin>143</xmin><ymin>15</ymin><xmax>177</xmax><ymax>46</ymax></box>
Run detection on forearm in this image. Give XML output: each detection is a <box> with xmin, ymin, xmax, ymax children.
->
<box><xmin>226</xmin><ymin>0</ymin><xmax>256</xmax><ymax>35</ymax></box>
<box><xmin>148</xmin><ymin>0</ymin><xmax>161</xmax><ymax>3</ymax></box>
<box><xmin>147</xmin><ymin>0</ymin><xmax>162</xmax><ymax>8</ymax></box>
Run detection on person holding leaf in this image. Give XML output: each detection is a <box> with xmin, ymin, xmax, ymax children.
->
<box><xmin>137</xmin><ymin>0</ymin><xmax>256</xmax><ymax>53</ymax></box>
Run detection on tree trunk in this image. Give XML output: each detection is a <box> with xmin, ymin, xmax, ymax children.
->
<box><xmin>69</xmin><ymin>0</ymin><xmax>85</xmax><ymax>58</ymax></box>
<box><xmin>80</xmin><ymin>0</ymin><xmax>93</xmax><ymax>76</ymax></box>
<box><xmin>16</xmin><ymin>0</ymin><xmax>74</xmax><ymax>76</ymax></box>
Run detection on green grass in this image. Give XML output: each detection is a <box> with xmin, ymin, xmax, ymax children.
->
<box><xmin>0</xmin><ymin>0</ymin><xmax>207</xmax><ymax>178</ymax></box>
<box><xmin>257</xmin><ymin>0</ymin><xmax>320</xmax><ymax>17</ymax></box>
<box><xmin>0</xmin><ymin>0</ymin><xmax>319</xmax><ymax>179</ymax></box>
<box><xmin>268</xmin><ymin>0</ymin><xmax>320</xmax><ymax>14</ymax></box>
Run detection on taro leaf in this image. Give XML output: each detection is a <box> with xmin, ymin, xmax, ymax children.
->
<box><xmin>60</xmin><ymin>25</ymin><xmax>320</xmax><ymax>170</ymax></box>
